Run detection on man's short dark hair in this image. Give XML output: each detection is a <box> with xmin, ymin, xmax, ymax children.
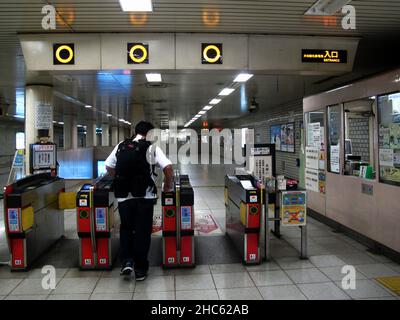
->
<box><xmin>135</xmin><ymin>121</ymin><xmax>154</xmax><ymax>136</ymax></box>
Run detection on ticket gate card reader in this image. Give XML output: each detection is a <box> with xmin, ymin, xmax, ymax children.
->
<box><xmin>225</xmin><ymin>175</ymin><xmax>264</xmax><ymax>265</ymax></box>
<box><xmin>4</xmin><ymin>173</ymin><xmax>65</xmax><ymax>271</ymax></box>
<box><xmin>77</xmin><ymin>177</ymin><xmax>116</xmax><ymax>270</ymax></box>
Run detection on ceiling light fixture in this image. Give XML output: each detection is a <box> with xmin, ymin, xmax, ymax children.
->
<box><xmin>85</xmin><ymin>105</ymin><xmax>92</xmax><ymax>109</ymax></box>
<box><xmin>210</xmin><ymin>99</ymin><xmax>221</xmax><ymax>105</ymax></box>
<box><xmin>203</xmin><ymin>106</ymin><xmax>213</xmax><ymax>111</ymax></box>
<box><xmin>119</xmin><ymin>0</ymin><xmax>153</xmax><ymax>12</ymax></box>
<box><xmin>304</xmin><ymin>0</ymin><xmax>351</xmax><ymax>16</ymax></box>
<box><xmin>234</xmin><ymin>73</ymin><xmax>254</xmax><ymax>82</ymax></box>
<box><xmin>107</xmin><ymin>113</ymin><xmax>112</xmax><ymax>117</ymax></box>
<box><xmin>198</xmin><ymin>111</ymin><xmax>206</xmax><ymax>115</ymax></box>
<box><xmin>146</xmin><ymin>73</ymin><xmax>162</xmax><ymax>82</ymax></box>
<box><xmin>218</xmin><ymin>88</ymin><xmax>235</xmax><ymax>96</ymax></box>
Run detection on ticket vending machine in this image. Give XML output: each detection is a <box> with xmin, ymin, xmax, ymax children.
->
<box><xmin>225</xmin><ymin>175</ymin><xmax>265</xmax><ymax>265</ymax></box>
<box><xmin>161</xmin><ymin>173</ymin><xmax>195</xmax><ymax>268</ymax></box>
<box><xmin>76</xmin><ymin>176</ymin><xmax>117</xmax><ymax>270</ymax></box>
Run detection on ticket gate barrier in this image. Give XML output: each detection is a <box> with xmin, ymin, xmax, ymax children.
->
<box><xmin>161</xmin><ymin>174</ymin><xmax>195</xmax><ymax>268</ymax></box>
<box><xmin>224</xmin><ymin>175</ymin><xmax>265</xmax><ymax>265</ymax></box>
<box><xmin>3</xmin><ymin>173</ymin><xmax>65</xmax><ymax>271</ymax></box>
<box><xmin>76</xmin><ymin>176</ymin><xmax>117</xmax><ymax>270</ymax></box>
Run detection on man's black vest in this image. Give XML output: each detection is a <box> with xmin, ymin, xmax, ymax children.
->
<box><xmin>113</xmin><ymin>139</ymin><xmax>156</xmax><ymax>198</ymax></box>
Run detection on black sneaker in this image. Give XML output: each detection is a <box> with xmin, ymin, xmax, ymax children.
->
<box><xmin>135</xmin><ymin>270</ymin><xmax>147</xmax><ymax>281</ymax></box>
<box><xmin>120</xmin><ymin>261</ymin><xmax>133</xmax><ymax>276</ymax></box>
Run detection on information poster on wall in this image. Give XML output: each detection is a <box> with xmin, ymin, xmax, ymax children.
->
<box><xmin>379</xmin><ymin>125</ymin><xmax>390</xmax><ymax>148</ymax></box>
<box><xmin>330</xmin><ymin>145</ymin><xmax>340</xmax><ymax>173</ymax></box>
<box><xmin>389</xmin><ymin>123</ymin><xmax>400</xmax><ymax>149</ymax></box>
<box><xmin>305</xmin><ymin>146</ymin><xmax>319</xmax><ymax>169</ymax></box>
<box><xmin>379</xmin><ymin>149</ymin><xmax>394</xmax><ymax>167</ymax></box>
<box><xmin>35</xmin><ymin>102</ymin><xmax>53</xmax><ymax>130</ymax></box>
<box><xmin>307</xmin><ymin>123</ymin><xmax>320</xmax><ymax>147</ymax></box>
<box><xmin>305</xmin><ymin>168</ymin><xmax>319</xmax><ymax>192</ymax></box>
<box><xmin>270</xmin><ymin>125</ymin><xmax>281</xmax><ymax>151</ymax></box>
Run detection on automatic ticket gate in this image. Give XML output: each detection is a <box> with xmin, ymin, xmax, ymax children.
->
<box><xmin>161</xmin><ymin>174</ymin><xmax>195</xmax><ymax>268</ymax></box>
<box><xmin>3</xmin><ymin>173</ymin><xmax>65</xmax><ymax>271</ymax></box>
<box><xmin>225</xmin><ymin>175</ymin><xmax>265</xmax><ymax>265</ymax></box>
<box><xmin>76</xmin><ymin>176</ymin><xmax>117</xmax><ymax>269</ymax></box>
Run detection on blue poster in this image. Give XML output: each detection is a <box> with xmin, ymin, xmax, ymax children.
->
<box><xmin>270</xmin><ymin>125</ymin><xmax>281</xmax><ymax>151</ymax></box>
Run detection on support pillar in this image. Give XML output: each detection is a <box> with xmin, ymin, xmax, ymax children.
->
<box><xmin>111</xmin><ymin>126</ymin><xmax>119</xmax><ymax>146</ymax></box>
<box><xmin>101</xmin><ymin>124</ymin><xmax>110</xmax><ymax>147</ymax></box>
<box><xmin>86</xmin><ymin>121</ymin><xmax>96</xmax><ymax>148</ymax></box>
<box><xmin>25</xmin><ymin>85</ymin><xmax>54</xmax><ymax>175</ymax></box>
<box><xmin>72</xmin><ymin>119</ymin><xmax>78</xmax><ymax>149</ymax></box>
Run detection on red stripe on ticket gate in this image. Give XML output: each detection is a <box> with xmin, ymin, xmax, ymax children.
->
<box><xmin>245</xmin><ymin>233</ymin><xmax>260</xmax><ymax>263</ymax></box>
<box><xmin>77</xmin><ymin>207</ymin><xmax>91</xmax><ymax>233</ymax></box>
<box><xmin>10</xmin><ymin>238</ymin><xmax>25</xmax><ymax>269</ymax></box>
<box><xmin>162</xmin><ymin>204</ymin><xmax>178</xmax><ymax>267</ymax></box>
<box><xmin>163</xmin><ymin>237</ymin><xmax>178</xmax><ymax>267</ymax></box>
<box><xmin>245</xmin><ymin>203</ymin><xmax>261</xmax><ymax>264</ymax></box>
<box><xmin>80</xmin><ymin>238</ymin><xmax>95</xmax><ymax>268</ymax></box>
<box><xmin>96</xmin><ymin>238</ymin><xmax>110</xmax><ymax>267</ymax></box>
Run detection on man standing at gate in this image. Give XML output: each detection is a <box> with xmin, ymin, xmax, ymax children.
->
<box><xmin>105</xmin><ymin>121</ymin><xmax>173</xmax><ymax>281</ymax></box>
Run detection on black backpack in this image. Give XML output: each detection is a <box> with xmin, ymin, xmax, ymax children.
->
<box><xmin>113</xmin><ymin>139</ymin><xmax>156</xmax><ymax>198</ymax></box>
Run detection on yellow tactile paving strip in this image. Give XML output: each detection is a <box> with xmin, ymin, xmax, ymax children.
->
<box><xmin>376</xmin><ymin>276</ymin><xmax>400</xmax><ymax>296</ymax></box>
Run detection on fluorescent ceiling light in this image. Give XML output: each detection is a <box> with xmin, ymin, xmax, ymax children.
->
<box><xmin>58</xmin><ymin>122</ymin><xmax>64</xmax><ymax>125</ymax></box>
<box><xmin>198</xmin><ymin>111</ymin><xmax>206</xmax><ymax>115</ymax></box>
<box><xmin>203</xmin><ymin>106</ymin><xmax>213</xmax><ymax>111</ymax></box>
<box><xmin>218</xmin><ymin>88</ymin><xmax>235</xmax><ymax>96</ymax></box>
<box><xmin>146</xmin><ymin>73</ymin><xmax>162</xmax><ymax>82</ymax></box>
<box><xmin>304</xmin><ymin>0</ymin><xmax>351</xmax><ymax>16</ymax></box>
<box><xmin>210</xmin><ymin>99</ymin><xmax>221</xmax><ymax>105</ymax></box>
<box><xmin>107</xmin><ymin>113</ymin><xmax>112</xmax><ymax>117</ymax></box>
<box><xmin>119</xmin><ymin>0</ymin><xmax>153</xmax><ymax>12</ymax></box>
<box><xmin>85</xmin><ymin>105</ymin><xmax>92</xmax><ymax>109</ymax></box>
<box><xmin>234</xmin><ymin>73</ymin><xmax>254</xmax><ymax>82</ymax></box>
<box><xmin>119</xmin><ymin>119</ymin><xmax>125</xmax><ymax>122</ymax></box>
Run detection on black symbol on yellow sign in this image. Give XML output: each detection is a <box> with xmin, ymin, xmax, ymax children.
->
<box><xmin>127</xmin><ymin>43</ymin><xmax>149</xmax><ymax>64</ymax></box>
<box><xmin>53</xmin><ymin>43</ymin><xmax>75</xmax><ymax>65</ymax></box>
<box><xmin>202</xmin><ymin>43</ymin><xmax>222</xmax><ymax>64</ymax></box>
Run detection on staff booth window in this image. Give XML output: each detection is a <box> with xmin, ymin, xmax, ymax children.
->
<box><xmin>327</xmin><ymin>105</ymin><xmax>341</xmax><ymax>173</ymax></box>
<box><xmin>378</xmin><ymin>92</ymin><xmax>400</xmax><ymax>186</ymax></box>
<box><xmin>343</xmin><ymin>98</ymin><xmax>375</xmax><ymax>178</ymax></box>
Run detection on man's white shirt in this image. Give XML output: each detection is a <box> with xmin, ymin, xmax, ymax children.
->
<box><xmin>105</xmin><ymin>135</ymin><xmax>172</xmax><ymax>202</ymax></box>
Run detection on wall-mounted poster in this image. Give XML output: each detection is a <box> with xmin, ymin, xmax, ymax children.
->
<box><xmin>270</xmin><ymin>123</ymin><xmax>295</xmax><ymax>153</ymax></box>
<box><xmin>389</xmin><ymin>123</ymin><xmax>400</xmax><ymax>149</ymax></box>
<box><xmin>280</xmin><ymin>124</ymin><xmax>288</xmax><ymax>152</ymax></box>
<box><xmin>270</xmin><ymin>125</ymin><xmax>281</xmax><ymax>151</ymax></box>
<box><xmin>283</xmin><ymin>123</ymin><xmax>295</xmax><ymax>153</ymax></box>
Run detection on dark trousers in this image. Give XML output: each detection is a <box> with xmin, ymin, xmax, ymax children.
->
<box><xmin>118</xmin><ymin>198</ymin><xmax>154</xmax><ymax>272</ymax></box>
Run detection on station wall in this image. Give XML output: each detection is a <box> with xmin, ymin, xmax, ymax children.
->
<box><xmin>225</xmin><ymin>99</ymin><xmax>303</xmax><ymax>180</ymax></box>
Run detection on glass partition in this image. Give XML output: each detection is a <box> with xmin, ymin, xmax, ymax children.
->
<box><xmin>378</xmin><ymin>92</ymin><xmax>400</xmax><ymax>186</ymax></box>
<box><xmin>343</xmin><ymin>98</ymin><xmax>375</xmax><ymax>179</ymax></box>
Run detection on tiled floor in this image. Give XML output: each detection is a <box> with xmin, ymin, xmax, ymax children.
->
<box><xmin>1</xmin><ymin>220</ymin><xmax>399</xmax><ymax>300</ymax></box>
<box><xmin>0</xmin><ymin>165</ymin><xmax>399</xmax><ymax>300</ymax></box>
